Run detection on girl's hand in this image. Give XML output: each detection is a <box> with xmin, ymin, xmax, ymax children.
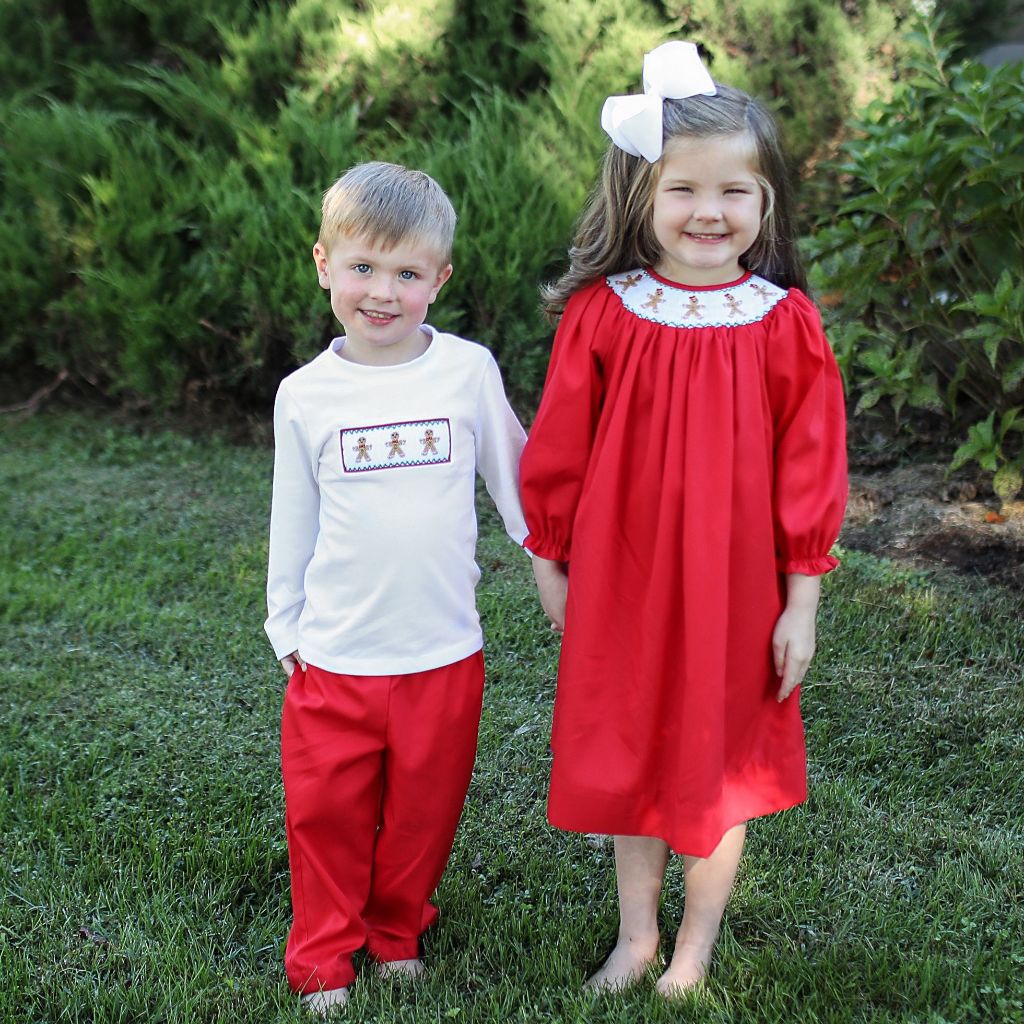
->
<box><xmin>773</xmin><ymin>574</ymin><xmax>821</xmax><ymax>701</ymax></box>
<box><xmin>531</xmin><ymin>555</ymin><xmax>569</xmax><ymax>632</ymax></box>
<box><xmin>280</xmin><ymin>651</ymin><xmax>307</xmax><ymax>676</ymax></box>
<box><xmin>772</xmin><ymin>608</ymin><xmax>816</xmax><ymax>701</ymax></box>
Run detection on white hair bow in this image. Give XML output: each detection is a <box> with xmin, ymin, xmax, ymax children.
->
<box><xmin>600</xmin><ymin>41</ymin><xmax>717</xmax><ymax>163</ymax></box>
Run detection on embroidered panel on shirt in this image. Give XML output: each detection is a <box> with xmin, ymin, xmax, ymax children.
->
<box><xmin>341</xmin><ymin>418</ymin><xmax>452</xmax><ymax>473</ymax></box>
<box><xmin>607</xmin><ymin>270</ymin><xmax>787</xmax><ymax>328</ymax></box>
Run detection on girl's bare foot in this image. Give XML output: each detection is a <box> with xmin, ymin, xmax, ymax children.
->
<box><xmin>655</xmin><ymin>941</ymin><xmax>712</xmax><ymax>998</ymax></box>
<box><xmin>584</xmin><ymin>933</ymin><xmax>660</xmax><ymax>993</ymax></box>
<box><xmin>376</xmin><ymin>958</ymin><xmax>425</xmax><ymax>980</ymax></box>
<box><xmin>301</xmin><ymin>987</ymin><xmax>349</xmax><ymax>1017</ymax></box>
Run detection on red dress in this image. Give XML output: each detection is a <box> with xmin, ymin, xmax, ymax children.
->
<box><xmin>519</xmin><ymin>268</ymin><xmax>848</xmax><ymax>856</ymax></box>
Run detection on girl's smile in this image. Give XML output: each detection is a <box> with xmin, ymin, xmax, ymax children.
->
<box><xmin>651</xmin><ymin>133</ymin><xmax>764</xmax><ymax>286</ymax></box>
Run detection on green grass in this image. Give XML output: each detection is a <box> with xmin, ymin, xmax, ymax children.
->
<box><xmin>2</xmin><ymin>411</ymin><xmax>1022</xmax><ymax>1024</ymax></box>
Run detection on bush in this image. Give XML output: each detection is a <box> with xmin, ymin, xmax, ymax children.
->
<box><xmin>806</xmin><ymin>18</ymin><xmax>1024</xmax><ymax>500</ymax></box>
<box><xmin>1</xmin><ymin>0</ymin><xmax>1018</xmax><ymax>415</ymax></box>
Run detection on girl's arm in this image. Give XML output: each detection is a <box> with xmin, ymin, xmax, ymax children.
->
<box><xmin>531</xmin><ymin>555</ymin><xmax>569</xmax><ymax>632</ymax></box>
<box><xmin>519</xmin><ymin>285</ymin><xmax>607</xmax><ymax>565</ymax></box>
<box><xmin>772</xmin><ymin>572</ymin><xmax>820</xmax><ymax>701</ymax></box>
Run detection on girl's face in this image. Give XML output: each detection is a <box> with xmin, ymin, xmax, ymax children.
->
<box><xmin>650</xmin><ymin>133</ymin><xmax>763</xmax><ymax>286</ymax></box>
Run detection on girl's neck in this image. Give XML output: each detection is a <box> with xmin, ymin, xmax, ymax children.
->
<box><xmin>649</xmin><ymin>263</ymin><xmax>750</xmax><ymax>290</ymax></box>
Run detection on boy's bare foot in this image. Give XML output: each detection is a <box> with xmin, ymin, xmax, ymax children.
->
<box><xmin>301</xmin><ymin>987</ymin><xmax>349</xmax><ymax>1017</ymax></box>
<box><xmin>655</xmin><ymin>941</ymin><xmax>712</xmax><ymax>998</ymax></box>
<box><xmin>376</xmin><ymin>958</ymin><xmax>425</xmax><ymax>980</ymax></box>
<box><xmin>584</xmin><ymin>935</ymin><xmax>660</xmax><ymax>993</ymax></box>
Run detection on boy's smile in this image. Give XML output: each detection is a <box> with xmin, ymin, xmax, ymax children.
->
<box><xmin>651</xmin><ymin>133</ymin><xmax>764</xmax><ymax>287</ymax></box>
<box><xmin>314</xmin><ymin>235</ymin><xmax>452</xmax><ymax>366</ymax></box>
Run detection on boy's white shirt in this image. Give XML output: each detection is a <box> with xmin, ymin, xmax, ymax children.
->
<box><xmin>265</xmin><ymin>326</ymin><xmax>528</xmax><ymax>675</ymax></box>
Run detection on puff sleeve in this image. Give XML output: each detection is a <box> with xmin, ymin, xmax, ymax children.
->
<box><xmin>518</xmin><ymin>284</ymin><xmax>608</xmax><ymax>561</ymax></box>
<box><xmin>766</xmin><ymin>290</ymin><xmax>849</xmax><ymax>576</ymax></box>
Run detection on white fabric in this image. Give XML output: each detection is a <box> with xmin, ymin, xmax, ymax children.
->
<box><xmin>601</xmin><ymin>41</ymin><xmax>717</xmax><ymax>162</ymax></box>
<box><xmin>265</xmin><ymin>327</ymin><xmax>528</xmax><ymax>675</ymax></box>
<box><xmin>607</xmin><ymin>269</ymin><xmax>787</xmax><ymax>327</ymax></box>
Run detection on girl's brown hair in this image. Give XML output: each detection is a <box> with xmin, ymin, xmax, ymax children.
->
<box><xmin>542</xmin><ymin>83</ymin><xmax>806</xmax><ymax>318</ymax></box>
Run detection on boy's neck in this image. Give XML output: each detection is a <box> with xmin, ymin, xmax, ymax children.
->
<box><xmin>335</xmin><ymin>327</ymin><xmax>432</xmax><ymax>367</ymax></box>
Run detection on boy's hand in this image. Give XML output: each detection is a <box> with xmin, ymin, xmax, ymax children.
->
<box><xmin>280</xmin><ymin>651</ymin><xmax>307</xmax><ymax>676</ymax></box>
<box><xmin>773</xmin><ymin>573</ymin><xmax>821</xmax><ymax>701</ymax></box>
<box><xmin>531</xmin><ymin>556</ymin><xmax>568</xmax><ymax>633</ymax></box>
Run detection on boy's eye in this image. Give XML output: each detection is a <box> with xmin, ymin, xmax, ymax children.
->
<box><xmin>353</xmin><ymin>263</ymin><xmax>372</xmax><ymax>274</ymax></box>
<box><xmin>398</xmin><ymin>270</ymin><xmax>418</xmax><ymax>281</ymax></box>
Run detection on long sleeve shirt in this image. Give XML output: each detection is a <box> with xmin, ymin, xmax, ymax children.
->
<box><xmin>266</xmin><ymin>327</ymin><xmax>528</xmax><ymax>675</ymax></box>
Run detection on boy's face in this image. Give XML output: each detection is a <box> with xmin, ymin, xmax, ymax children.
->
<box><xmin>313</xmin><ymin>234</ymin><xmax>452</xmax><ymax>365</ymax></box>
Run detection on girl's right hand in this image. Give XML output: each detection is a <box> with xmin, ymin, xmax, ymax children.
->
<box><xmin>531</xmin><ymin>556</ymin><xmax>569</xmax><ymax>632</ymax></box>
<box><xmin>280</xmin><ymin>651</ymin><xmax>307</xmax><ymax>676</ymax></box>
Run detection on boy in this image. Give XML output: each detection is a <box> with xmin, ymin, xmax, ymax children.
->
<box><xmin>265</xmin><ymin>162</ymin><xmax>528</xmax><ymax>1015</ymax></box>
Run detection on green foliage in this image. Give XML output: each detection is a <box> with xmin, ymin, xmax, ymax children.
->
<box><xmin>3</xmin><ymin>413</ymin><xmax>1024</xmax><ymax>1021</ymax></box>
<box><xmin>807</xmin><ymin>18</ymin><xmax>1024</xmax><ymax>495</ymax></box>
<box><xmin>0</xmin><ymin>0</ymin><xmax>1018</xmax><ymax>414</ymax></box>
<box><xmin>662</xmin><ymin>0</ymin><xmax>914</xmax><ymax>163</ymax></box>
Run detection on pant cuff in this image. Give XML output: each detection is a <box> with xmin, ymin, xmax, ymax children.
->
<box><xmin>290</xmin><ymin>957</ymin><xmax>357</xmax><ymax>994</ymax></box>
<box><xmin>366</xmin><ymin>936</ymin><xmax>422</xmax><ymax>963</ymax></box>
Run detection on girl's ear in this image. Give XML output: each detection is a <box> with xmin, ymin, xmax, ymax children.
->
<box><xmin>428</xmin><ymin>263</ymin><xmax>454</xmax><ymax>303</ymax></box>
<box><xmin>312</xmin><ymin>242</ymin><xmax>330</xmax><ymax>289</ymax></box>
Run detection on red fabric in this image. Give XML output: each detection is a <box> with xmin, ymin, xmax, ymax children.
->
<box><xmin>279</xmin><ymin>652</ymin><xmax>484</xmax><ymax>993</ymax></box>
<box><xmin>519</xmin><ymin>276</ymin><xmax>847</xmax><ymax>856</ymax></box>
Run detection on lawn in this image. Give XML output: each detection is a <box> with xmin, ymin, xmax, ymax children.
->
<box><xmin>1</xmin><ymin>412</ymin><xmax>1022</xmax><ymax>1024</ymax></box>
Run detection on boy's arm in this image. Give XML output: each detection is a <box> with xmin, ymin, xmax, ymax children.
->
<box><xmin>265</xmin><ymin>385</ymin><xmax>321</xmax><ymax>666</ymax></box>
<box><xmin>474</xmin><ymin>354</ymin><xmax>529</xmax><ymax>547</ymax></box>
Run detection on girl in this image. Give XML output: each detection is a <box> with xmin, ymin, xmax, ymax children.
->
<box><xmin>519</xmin><ymin>42</ymin><xmax>848</xmax><ymax>997</ymax></box>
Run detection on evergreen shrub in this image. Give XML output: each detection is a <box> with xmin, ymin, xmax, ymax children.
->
<box><xmin>0</xmin><ymin>0</ymin><xmax>1015</xmax><ymax>415</ymax></box>
<box><xmin>807</xmin><ymin>20</ymin><xmax>1024</xmax><ymax>500</ymax></box>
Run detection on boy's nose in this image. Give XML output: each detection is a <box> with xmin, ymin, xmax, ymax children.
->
<box><xmin>368</xmin><ymin>276</ymin><xmax>396</xmax><ymax>300</ymax></box>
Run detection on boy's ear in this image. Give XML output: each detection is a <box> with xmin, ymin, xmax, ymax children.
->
<box><xmin>429</xmin><ymin>264</ymin><xmax>453</xmax><ymax>303</ymax></box>
<box><xmin>312</xmin><ymin>242</ymin><xmax>330</xmax><ymax>289</ymax></box>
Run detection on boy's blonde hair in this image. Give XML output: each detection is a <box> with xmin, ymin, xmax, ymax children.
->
<box><xmin>318</xmin><ymin>162</ymin><xmax>457</xmax><ymax>264</ymax></box>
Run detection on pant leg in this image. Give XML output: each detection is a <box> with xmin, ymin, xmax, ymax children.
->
<box><xmin>363</xmin><ymin>651</ymin><xmax>485</xmax><ymax>963</ymax></box>
<box><xmin>280</xmin><ymin>664</ymin><xmax>387</xmax><ymax>993</ymax></box>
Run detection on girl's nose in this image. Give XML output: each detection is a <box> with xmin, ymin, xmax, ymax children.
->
<box><xmin>693</xmin><ymin>200</ymin><xmax>723</xmax><ymax>221</ymax></box>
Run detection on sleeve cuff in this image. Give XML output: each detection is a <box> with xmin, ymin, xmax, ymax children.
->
<box><xmin>523</xmin><ymin>533</ymin><xmax>570</xmax><ymax>562</ymax></box>
<box><xmin>779</xmin><ymin>554</ymin><xmax>840</xmax><ymax>576</ymax></box>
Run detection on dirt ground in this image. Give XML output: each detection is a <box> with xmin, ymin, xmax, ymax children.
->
<box><xmin>842</xmin><ymin>461</ymin><xmax>1024</xmax><ymax>591</ymax></box>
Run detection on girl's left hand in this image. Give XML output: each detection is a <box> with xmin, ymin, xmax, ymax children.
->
<box><xmin>772</xmin><ymin>606</ymin><xmax>816</xmax><ymax>701</ymax></box>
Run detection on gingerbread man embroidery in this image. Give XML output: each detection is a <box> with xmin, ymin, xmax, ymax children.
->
<box><xmin>386</xmin><ymin>431</ymin><xmax>406</xmax><ymax>459</ymax></box>
<box><xmin>683</xmin><ymin>294</ymin><xmax>705</xmax><ymax>319</ymax></box>
<box><xmin>420</xmin><ymin>428</ymin><xmax>439</xmax><ymax>456</ymax></box>
<box><xmin>353</xmin><ymin>436</ymin><xmax>372</xmax><ymax>462</ymax></box>
<box><xmin>723</xmin><ymin>292</ymin><xmax>744</xmax><ymax>317</ymax></box>
<box><xmin>749</xmin><ymin>282</ymin><xmax>773</xmax><ymax>305</ymax></box>
<box><xmin>642</xmin><ymin>287</ymin><xmax>665</xmax><ymax>313</ymax></box>
<box><xmin>618</xmin><ymin>272</ymin><xmax>643</xmax><ymax>292</ymax></box>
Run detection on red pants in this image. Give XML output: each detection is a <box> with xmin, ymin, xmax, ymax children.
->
<box><xmin>280</xmin><ymin>651</ymin><xmax>484</xmax><ymax>993</ymax></box>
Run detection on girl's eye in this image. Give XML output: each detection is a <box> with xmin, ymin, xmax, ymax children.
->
<box><xmin>353</xmin><ymin>263</ymin><xmax>372</xmax><ymax>274</ymax></box>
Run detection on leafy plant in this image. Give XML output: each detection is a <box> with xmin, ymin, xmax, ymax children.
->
<box><xmin>807</xmin><ymin>17</ymin><xmax>1024</xmax><ymax>496</ymax></box>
